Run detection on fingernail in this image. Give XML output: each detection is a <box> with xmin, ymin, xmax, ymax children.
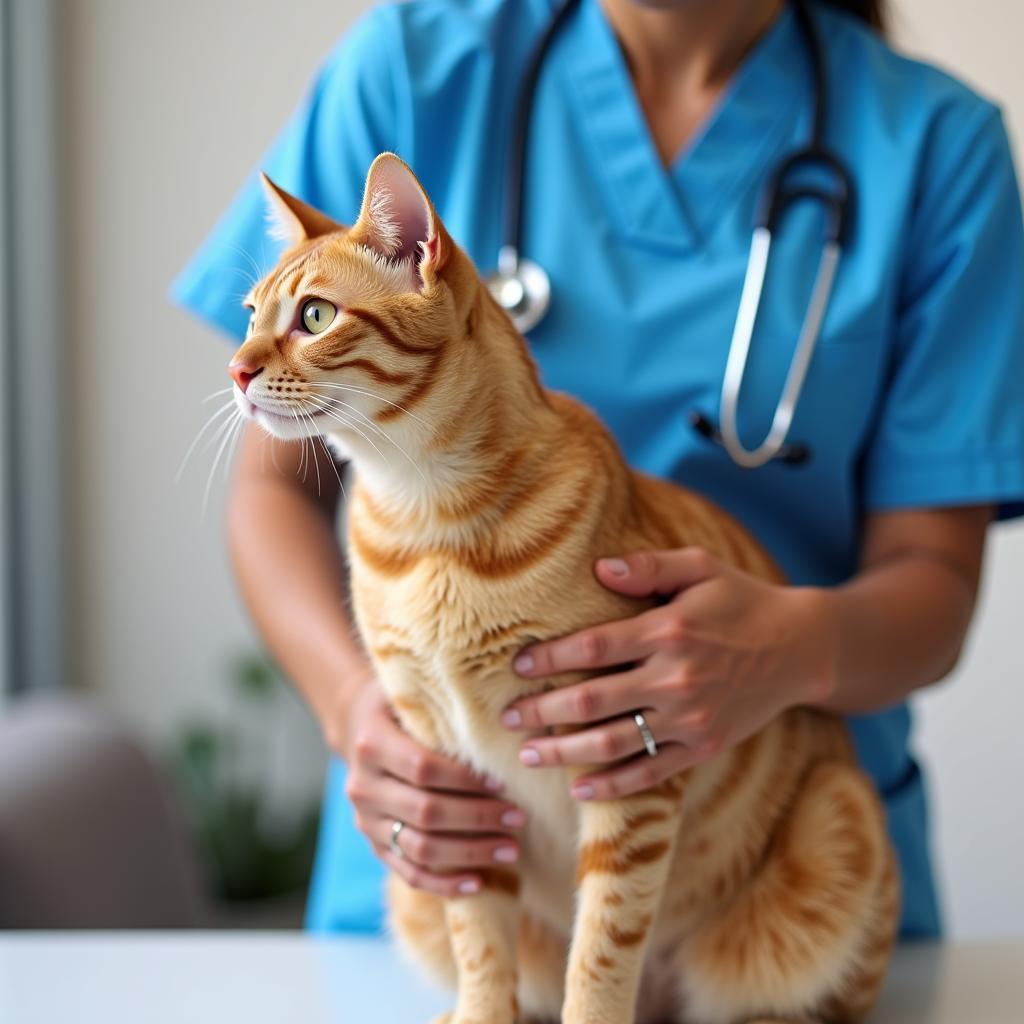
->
<box><xmin>501</xmin><ymin>808</ymin><xmax>527</xmax><ymax>828</ymax></box>
<box><xmin>501</xmin><ymin>708</ymin><xmax>522</xmax><ymax>728</ymax></box>
<box><xmin>572</xmin><ymin>784</ymin><xmax>595</xmax><ymax>800</ymax></box>
<box><xmin>519</xmin><ymin>748</ymin><xmax>541</xmax><ymax>767</ymax></box>
<box><xmin>493</xmin><ymin>846</ymin><xmax>519</xmax><ymax>863</ymax></box>
<box><xmin>458</xmin><ymin>879</ymin><xmax>480</xmax><ymax>895</ymax></box>
<box><xmin>512</xmin><ymin>653</ymin><xmax>534</xmax><ymax>674</ymax></box>
<box><xmin>601</xmin><ymin>558</ymin><xmax>629</xmax><ymax>577</ymax></box>
<box><xmin>483</xmin><ymin>774</ymin><xmax>505</xmax><ymax>792</ymax></box>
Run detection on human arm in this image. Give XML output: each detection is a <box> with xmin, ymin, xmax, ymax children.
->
<box><xmin>500</xmin><ymin>504</ymin><xmax>990</xmax><ymax>800</ymax></box>
<box><xmin>811</xmin><ymin>504</ymin><xmax>990</xmax><ymax>713</ymax></box>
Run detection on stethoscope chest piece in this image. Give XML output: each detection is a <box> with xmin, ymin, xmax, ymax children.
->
<box><xmin>485</xmin><ymin>245</ymin><xmax>551</xmax><ymax>334</ymax></box>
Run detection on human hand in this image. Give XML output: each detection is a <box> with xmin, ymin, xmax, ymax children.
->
<box><xmin>502</xmin><ymin>548</ymin><xmax>835</xmax><ymax>800</ymax></box>
<box><xmin>339</xmin><ymin>680</ymin><xmax>528</xmax><ymax>897</ymax></box>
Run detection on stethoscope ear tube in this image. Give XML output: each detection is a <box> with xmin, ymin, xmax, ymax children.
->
<box><xmin>501</xmin><ymin>0</ymin><xmax>581</xmax><ymax>260</ymax></box>
<box><xmin>486</xmin><ymin>0</ymin><xmax>580</xmax><ymax>334</ymax></box>
<box><xmin>755</xmin><ymin>147</ymin><xmax>853</xmax><ymax>245</ymax></box>
<box><xmin>714</xmin><ymin>230</ymin><xmax>840</xmax><ymax>469</ymax></box>
<box><xmin>688</xmin><ymin>0</ymin><xmax>856</xmax><ymax>469</ymax></box>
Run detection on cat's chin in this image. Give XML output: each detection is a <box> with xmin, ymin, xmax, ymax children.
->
<box><xmin>247</xmin><ymin>407</ymin><xmax>323</xmax><ymax>440</ymax></box>
<box><xmin>234</xmin><ymin>389</ymin><xmax>329</xmax><ymax>442</ymax></box>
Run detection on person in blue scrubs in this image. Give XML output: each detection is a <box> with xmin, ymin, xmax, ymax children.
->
<box><xmin>174</xmin><ymin>0</ymin><xmax>1024</xmax><ymax>941</ymax></box>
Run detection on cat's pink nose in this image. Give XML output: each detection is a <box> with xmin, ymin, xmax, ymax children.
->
<box><xmin>229</xmin><ymin>359</ymin><xmax>264</xmax><ymax>394</ymax></box>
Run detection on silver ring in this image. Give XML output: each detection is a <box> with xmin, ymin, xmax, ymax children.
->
<box><xmin>389</xmin><ymin>819</ymin><xmax>406</xmax><ymax>858</ymax></box>
<box><xmin>634</xmin><ymin>712</ymin><xmax>658</xmax><ymax>757</ymax></box>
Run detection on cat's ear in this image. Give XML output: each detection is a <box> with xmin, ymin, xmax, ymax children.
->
<box><xmin>350</xmin><ymin>153</ymin><xmax>452</xmax><ymax>289</ymax></box>
<box><xmin>260</xmin><ymin>173</ymin><xmax>344</xmax><ymax>245</ymax></box>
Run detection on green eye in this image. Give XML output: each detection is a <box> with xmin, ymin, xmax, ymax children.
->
<box><xmin>246</xmin><ymin>311</ymin><xmax>255</xmax><ymax>335</ymax></box>
<box><xmin>301</xmin><ymin>299</ymin><xmax>336</xmax><ymax>335</ymax></box>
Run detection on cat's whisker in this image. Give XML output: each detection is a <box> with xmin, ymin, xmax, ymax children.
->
<box><xmin>203</xmin><ymin>387</ymin><xmax>235</xmax><ymax>404</ymax></box>
<box><xmin>315</xmin><ymin>433</ymin><xmax>348</xmax><ymax>503</ymax></box>
<box><xmin>202</xmin><ymin>408</ymin><xmax>243</xmax><ymax>516</ymax></box>
<box><xmin>302</xmin><ymin>395</ymin><xmax>392</xmax><ymax>467</ymax></box>
<box><xmin>296</xmin><ymin>413</ymin><xmax>310</xmax><ymax>482</ymax></box>
<box><xmin>177</xmin><ymin>399</ymin><xmax>238</xmax><ymax>484</ymax></box>
<box><xmin>298</xmin><ymin>406</ymin><xmax>323</xmax><ymax>497</ymax></box>
<box><xmin>306</xmin><ymin>392</ymin><xmax>428</xmax><ymax>484</ymax></box>
<box><xmin>228</xmin><ymin>243</ymin><xmax>265</xmax><ymax>291</ymax></box>
<box><xmin>293</xmin><ymin>401</ymin><xmax>348</xmax><ymax>501</ymax></box>
<box><xmin>290</xmin><ymin>409</ymin><xmax>312</xmax><ymax>485</ymax></box>
<box><xmin>305</xmin><ymin>395</ymin><xmax>429</xmax><ymax>488</ymax></box>
<box><xmin>306</xmin><ymin>390</ymin><xmax>391</xmax><ymax>443</ymax></box>
<box><xmin>224</xmin><ymin>413</ymin><xmax>246</xmax><ymax>483</ymax></box>
<box><xmin>309</xmin><ymin>381</ymin><xmax>435</xmax><ymax>432</ymax></box>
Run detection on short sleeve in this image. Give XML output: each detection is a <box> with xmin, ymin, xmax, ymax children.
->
<box><xmin>169</xmin><ymin>8</ymin><xmax>402</xmax><ymax>340</ymax></box>
<box><xmin>862</xmin><ymin>103</ymin><xmax>1024</xmax><ymax>522</ymax></box>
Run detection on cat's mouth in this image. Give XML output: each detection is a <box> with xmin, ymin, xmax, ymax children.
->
<box><xmin>237</xmin><ymin>391</ymin><xmax>329</xmax><ymax>430</ymax></box>
<box><xmin>254</xmin><ymin>404</ymin><xmax>327</xmax><ymax>426</ymax></box>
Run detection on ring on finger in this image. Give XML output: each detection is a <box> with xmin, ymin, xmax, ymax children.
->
<box><xmin>633</xmin><ymin>711</ymin><xmax>658</xmax><ymax>757</ymax></box>
<box><xmin>389</xmin><ymin>819</ymin><xmax>406</xmax><ymax>858</ymax></box>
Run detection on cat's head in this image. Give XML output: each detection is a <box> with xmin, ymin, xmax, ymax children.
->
<box><xmin>228</xmin><ymin>154</ymin><xmax>483</xmax><ymax>455</ymax></box>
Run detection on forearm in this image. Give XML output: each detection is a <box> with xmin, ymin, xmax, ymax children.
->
<box><xmin>808</xmin><ymin>506</ymin><xmax>991</xmax><ymax>715</ymax></box>
<box><xmin>809</xmin><ymin>555</ymin><xmax>976</xmax><ymax>713</ymax></box>
<box><xmin>225</xmin><ymin>430</ymin><xmax>373</xmax><ymax>753</ymax></box>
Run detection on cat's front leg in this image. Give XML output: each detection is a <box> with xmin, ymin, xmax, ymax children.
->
<box><xmin>562</xmin><ymin>779</ymin><xmax>685</xmax><ymax>1024</ymax></box>
<box><xmin>436</xmin><ymin>867</ymin><xmax>521</xmax><ymax>1024</ymax></box>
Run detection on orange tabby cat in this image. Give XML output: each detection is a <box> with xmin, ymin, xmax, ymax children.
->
<box><xmin>228</xmin><ymin>154</ymin><xmax>898</xmax><ymax>1024</ymax></box>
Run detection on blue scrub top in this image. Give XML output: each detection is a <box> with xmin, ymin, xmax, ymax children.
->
<box><xmin>173</xmin><ymin>0</ymin><xmax>1024</xmax><ymax>940</ymax></box>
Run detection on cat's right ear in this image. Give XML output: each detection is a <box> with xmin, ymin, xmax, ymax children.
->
<box><xmin>260</xmin><ymin>173</ymin><xmax>344</xmax><ymax>245</ymax></box>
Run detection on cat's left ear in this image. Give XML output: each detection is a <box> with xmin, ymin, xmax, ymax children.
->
<box><xmin>261</xmin><ymin>173</ymin><xmax>344</xmax><ymax>245</ymax></box>
<box><xmin>350</xmin><ymin>153</ymin><xmax>452</xmax><ymax>290</ymax></box>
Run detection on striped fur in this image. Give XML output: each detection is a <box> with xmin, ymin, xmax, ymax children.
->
<box><xmin>233</xmin><ymin>155</ymin><xmax>898</xmax><ymax>1024</ymax></box>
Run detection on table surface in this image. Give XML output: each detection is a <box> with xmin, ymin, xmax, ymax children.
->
<box><xmin>0</xmin><ymin>933</ymin><xmax>1021</xmax><ymax>1023</ymax></box>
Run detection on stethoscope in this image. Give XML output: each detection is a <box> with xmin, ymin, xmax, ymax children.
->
<box><xmin>484</xmin><ymin>0</ymin><xmax>855</xmax><ymax>469</ymax></box>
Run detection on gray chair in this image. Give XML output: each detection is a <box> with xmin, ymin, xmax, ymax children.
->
<box><xmin>0</xmin><ymin>695</ymin><xmax>205</xmax><ymax>928</ymax></box>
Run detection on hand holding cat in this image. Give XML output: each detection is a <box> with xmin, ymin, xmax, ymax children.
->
<box><xmin>503</xmin><ymin>548</ymin><xmax>836</xmax><ymax>800</ymax></box>
<box><xmin>341</xmin><ymin>681</ymin><xmax>528</xmax><ymax>897</ymax></box>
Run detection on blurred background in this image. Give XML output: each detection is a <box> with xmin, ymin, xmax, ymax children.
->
<box><xmin>0</xmin><ymin>0</ymin><xmax>1020</xmax><ymax>938</ymax></box>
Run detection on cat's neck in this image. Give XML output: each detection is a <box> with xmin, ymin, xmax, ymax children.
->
<box><xmin>332</xmin><ymin>290</ymin><xmax>565</xmax><ymax>540</ymax></box>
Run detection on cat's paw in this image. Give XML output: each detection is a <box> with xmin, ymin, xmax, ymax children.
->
<box><xmin>429</xmin><ymin>1015</ymin><xmax>453</xmax><ymax>1024</ymax></box>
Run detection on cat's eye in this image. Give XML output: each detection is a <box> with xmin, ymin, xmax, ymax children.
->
<box><xmin>301</xmin><ymin>299</ymin><xmax>337</xmax><ymax>335</ymax></box>
<box><xmin>246</xmin><ymin>310</ymin><xmax>255</xmax><ymax>336</ymax></box>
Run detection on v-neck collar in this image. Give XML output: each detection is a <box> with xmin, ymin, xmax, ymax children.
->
<box><xmin>564</xmin><ymin>0</ymin><xmax>809</xmax><ymax>252</ymax></box>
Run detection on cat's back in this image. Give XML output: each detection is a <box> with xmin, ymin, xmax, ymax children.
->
<box><xmin>541</xmin><ymin>389</ymin><xmax>783</xmax><ymax>583</ymax></box>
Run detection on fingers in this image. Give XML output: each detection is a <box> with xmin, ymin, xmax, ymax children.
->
<box><xmin>510</xmin><ymin>552</ymin><xmax>721</xmax><ymax>679</ymax></box>
<box><xmin>593</xmin><ymin>547</ymin><xmax>722</xmax><ymax>598</ymax></box>
<box><xmin>359</xmin><ymin>774</ymin><xmax>527</xmax><ymax>834</ymax></box>
<box><xmin>356</xmin><ymin>708</ymin><xmax>503</xmax><ymax>795</ymax></box>
<box><xmin>503</xmin><ymin>665</ymin><xmax>656</xmax><ymax>730</ymax></box>
<box><xmin>350</xmin><ymin>769</ymin><xmax>524</xmax><ymax>897</ymax></box>
<box><xmin>516</xmin><ymin>709</ymin><xmax>661</xmax><ymax>769</ymax></box>
<box><xmin>570</xmin><ymin>744</ymin><xmax>705</xmax><ymax>801</ymax></box>
<box><xmin>376</xmin><ymin>845</ymin><xmax>483</xmax><ymax>899</ymax></box>
<box><xmin>511</xmin><ymin>606</ymin><xmax>673</xmax><ymax>679</ymax></box>
<box><xmin>347</xmin><ymin>703</ymin><xmax>528</xmax><ymax>897</ymax></box>
<box><xmin>373</xmin><ymin>816</ymin><xmax>520</xmax><ymax>870</ymax></box>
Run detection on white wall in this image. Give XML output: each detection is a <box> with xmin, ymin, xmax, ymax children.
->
<box><xmin>59</xmin><ymin>0</ymin><xmax>1022</xmax><ymax>939</ymax></box>
<box><xmin>57</xmin><ymin>0</ymin><xmax>362</xmax><ymax>801</ymax></box>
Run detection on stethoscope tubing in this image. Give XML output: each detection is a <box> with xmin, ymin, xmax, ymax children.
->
<box><xmin>486</xmin><ymin>0</ymin><xmax>857</xmax><ymax>469</ymax></box>
<box><xmin>719</xmin><ymin>231</ymin><xmax>841</xmax><ymax>468</ymax></box>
